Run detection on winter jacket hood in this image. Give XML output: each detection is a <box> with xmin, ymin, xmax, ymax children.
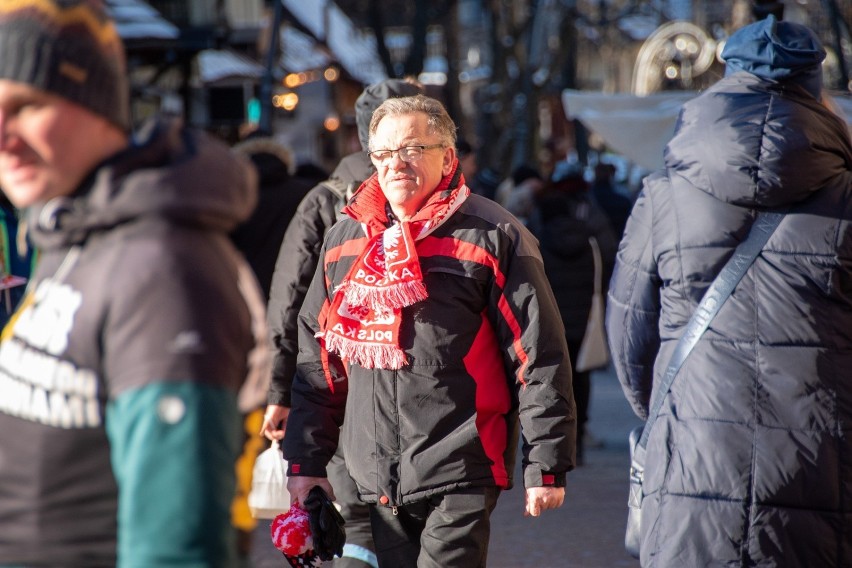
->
<box><xmin>28</xmin><ymin>118</ymin><xmax>257</xmax><ymax>250</ymax></box>
<box><xmin>721</xmin><ymin>15</ymin><xmax>825</xmax><ymax>99</ymax></box>
<box><xmin>233</xmin><ymin>136</ymin><xmax>295</xmax><ymax>187</ymax></box>
<box><xmin>664</xmin><ymin>73</ymin><xmax>852</xmax><ymax>208</ymax></box>
<box><xmin>354</xmin><ymin>79</ymin><xmax>423</xmax><ymax>151</ymax></box>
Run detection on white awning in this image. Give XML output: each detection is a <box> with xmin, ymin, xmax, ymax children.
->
<box><xmin>281</xmin><ymin>0</ymin><xmax>386</xmax><ymax>85</ymax></box>
<box><xmin>563</xmin><ymin>89</ymin><xmax>852</xmax><ymax>170</ymax></box>
<box><xmin>106</xmin><ymin>0</ymin><xmax>179</xmax><ymax>41</ymax></box>
<box><xmin>280</xmin><ymin>26</ymin><xmax>333</xmax><ymax>73</ymax></box>
<box><xmin>198</xmin><ymin>49</ymin><xmax>265</xmax><ymax>84</ymax></box>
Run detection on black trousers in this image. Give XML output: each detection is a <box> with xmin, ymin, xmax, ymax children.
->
<box><xmin>328</xmin><ymin>445</ymin><xmax>376</xmax><ymax>567</ymax></box>
<box><xmin>367</xmin><ymin>486</ymin><xmax>500</xmax><ymax>568</ymax></box>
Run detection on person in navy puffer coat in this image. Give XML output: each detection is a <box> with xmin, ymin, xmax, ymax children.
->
<box><xmin>606</xmin><ymin>15</ymin><xmax>852</xmax><ymax>567</ymax></box>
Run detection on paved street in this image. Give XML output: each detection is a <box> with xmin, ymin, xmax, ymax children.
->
<box><xmin>486</xmin><ymin>364</ymin><xmax>643</xmax><ymax>567</ymax></box>
<box><xmin>251</xmin><ymin>364</ymin><xmax>643</xmax><ymax>567</ymax></box>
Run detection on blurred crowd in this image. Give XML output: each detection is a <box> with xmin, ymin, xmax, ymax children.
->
<box><xmin>1</xmin><ymin>2</ymin><xmax>851</xmax><ymax>568</ymax></box>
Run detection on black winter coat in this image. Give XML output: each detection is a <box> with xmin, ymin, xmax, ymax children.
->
<box><xmin>606</xmin><ymin>73</ymin><xmax>852</xmax><ymax>567</ymax></box>
<box><xmin>284</xmin><ymin>175</ymin><xmax>575</xmax><ymax>507</ymax></box>
<box><xmin>267</xmin><ymin>152</ymin><xmax>373</xmax><ymax>406</ymax></box>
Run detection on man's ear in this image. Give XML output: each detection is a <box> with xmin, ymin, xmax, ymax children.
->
<box><xmin>442</xmin><ymin>147</ymin><xmax>456</xmax><ymax>176</ymax></box>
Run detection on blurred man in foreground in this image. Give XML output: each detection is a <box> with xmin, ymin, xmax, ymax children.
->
<box><xmin>0</xmin><ymin>1</ymin><xmax>269</xmax><ymax>566</ymax></box>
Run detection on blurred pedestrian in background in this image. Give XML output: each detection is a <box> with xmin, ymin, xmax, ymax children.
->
<box><xmin>0</xmin><ymin>1</ymin><xmax>269</xmax><ymax>566</ymax></box>
<box><xmin>283</xmin><ymin>94</ymin><xmax>574</xmax><ymax>567</ymax></box>
<box><xmin>230</xmin><ymin>135</ymin><xmax>313</xmax><ymax>301</ymax></box>
<box><xmin>607</xmin><ymin>15</ymin><xmax>852</xmax><ymax>567</ymax></box>
<box><xmin>261</xmin><ymin>78</ymin><xmax>424</xmax><ymax>568</ymax></box>
<box><xmin>294</xmin><ymin>161</ymin><xmax>331</xmax><ymax>187</ymax></box>
<box><xmin>456</xmin><ymin>137</ymin><xmax>481</xmax><ymax>195</ymax></box>
<box><xmin>590</xmin><ymin>161</ymin><xmax>633</xmax><ymax>239</ymax></box>
<box><xmin>534</xmin><ymin>160</ymin><xmax>617</xmax><ymax>464</ymax></box>
<box><xmin>496</xmin><ymin>163</ymin><xmax>545</xmax><ymax>227</ymax></box>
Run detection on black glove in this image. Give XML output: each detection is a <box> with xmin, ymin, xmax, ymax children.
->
<box><xmin>303</xmin><ymin>486</ymin><xmax>346</xmax><ymax>561</ymax></box>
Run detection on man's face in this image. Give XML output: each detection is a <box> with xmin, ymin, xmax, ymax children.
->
<box><xmin>371</xmin><ymin>112</ymin><xmax>454</xmax><ymax>220</ymax></box>
<box><xmin>0</xmin><ymin>80</ymin><xmax>124</xmax><ymax>208</ymax></box>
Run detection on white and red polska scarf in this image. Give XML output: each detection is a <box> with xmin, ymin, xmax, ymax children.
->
<box><xmin>317</xmin><ymin>164</ymin><xmax>468</xmax><ymax>369</ymax></box>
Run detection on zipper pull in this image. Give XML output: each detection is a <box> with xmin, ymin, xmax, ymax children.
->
<box><xmin>391</xmin><ymin>505</ymin><xmax>398</xmax><ymax>516</ymax></box>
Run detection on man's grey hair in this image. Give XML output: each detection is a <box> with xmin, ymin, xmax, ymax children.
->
<box><xmin>368</xmin><ymin>95</ymin><xmax>457</xmax><ymax>151</ymax></box>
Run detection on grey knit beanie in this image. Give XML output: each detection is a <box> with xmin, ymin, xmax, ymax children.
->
<box><xmin>354</xmin><ymin>79</ymin><xmax>424</xmax><ymax>151</ymax></box>
<box><xmin>0</xmin><ymin>0</ymin><xmax>131</xmax><ymax>131</ymax></box>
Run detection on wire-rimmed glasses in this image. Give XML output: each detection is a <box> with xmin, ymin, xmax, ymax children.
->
<box><xmin>368</xmin><ymin>144</ymin><xmax>444</xmax><ymax>167</ymax></box>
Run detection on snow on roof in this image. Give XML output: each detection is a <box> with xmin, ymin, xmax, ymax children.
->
<box><xmin>282</xmin><ymin>0</ymin><xmax>386</xmax><ymax>85</ymax></box>
<box><xmin>281</xmin><ymin>26</ymin><xmax>332</xmax><ymax>73</ymax></box>
<box><xmin>198</xmin><ymin>50</ymin><xmax>266</xmax><ymax>84</ymax></box>
<box><xmin>106</xmin><ymin>0</ymin><xmax>179</xmax><ymax>41</ymax></box>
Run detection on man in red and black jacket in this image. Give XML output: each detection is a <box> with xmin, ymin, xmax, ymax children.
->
<box><xmin>283</xmin><ymin>95</ymin><xmax>576</xmax><ymax>567</ymax></box>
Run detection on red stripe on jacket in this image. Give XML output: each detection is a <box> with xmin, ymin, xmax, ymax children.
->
<box><xmin>316</xmin><ymin>298</ymin><xmax>336</xmax><ymax>391</ymax></box>
<box><xmin>324</xmin><ymin>236</ymin><xmax>370</xmax><ymax>266</ymax></box>
<box><xmin>463</xmin><ymin>312</ymin><xmax>512</xmax><ymax>487</ymax></box>
<box><xmin>419</xmin><ymin>235</ymin><xmax>530</xmax><ymax>384</ymax></box>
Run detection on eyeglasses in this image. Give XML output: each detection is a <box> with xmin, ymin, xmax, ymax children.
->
<box><xmin>368</xmin><ymin>144</ymin><xmax>444</xmax><ymax>166</ymax></box>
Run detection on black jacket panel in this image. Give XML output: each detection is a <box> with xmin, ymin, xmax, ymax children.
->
<box><xmin>284</xmin><ymin>193</ymin><xmax>576</xmax><ymax>507</ymax></box>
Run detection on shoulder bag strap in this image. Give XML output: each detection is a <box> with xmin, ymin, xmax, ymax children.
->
<box><xmin>638</xmin><ymin>210</ymin><xmax>785</xmax><ymax>450</ymax></box>
<box><xmin>590</xmin><ymin>236</ymin><xmax>602</xmax><ymax>296</ymax></box>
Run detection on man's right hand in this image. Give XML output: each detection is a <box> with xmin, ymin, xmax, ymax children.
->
<box><xmin>287</xmin><ymin>475</ymin><xmax>336</xmax><ymax>507</ymax></box>
<box><xmin>260</xmin><ymin>404</ymin><xmax>290</xmax><ymax>441</ymax></box>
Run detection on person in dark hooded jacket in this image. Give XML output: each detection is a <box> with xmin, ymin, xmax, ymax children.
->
<box><xmin>228</xmin><ymin>135</ymin><xmax>312</xmax><ymax>556</ymax></box>
<box><xmin>230</xmin><ymin>136</ymin><xmax>313</xmax><ymax>300</ymax></box>
<box><xmin>607</xmin><ymin>15</ymin><xmax>852</xmax><ymax>567</ymax></box>
<box><xmin>260</xmin><ymin>78</ymin><xmax>423</xmax><ymax>568</ymax></box>
<box><xmin>0</xmin><ymin>1</ymin><xmax>270</xmax><ymax>566</ymax></box>
<box><xmin>535</xmin><ymin>160</ymin><xmax>617</xmax><ymax>463</ymax></box>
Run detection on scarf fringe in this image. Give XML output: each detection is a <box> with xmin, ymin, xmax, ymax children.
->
<box><xmin>322</xmin><ymin>332</ymin><xmax>407</xmax><ymax>370</ymax></box>
<box><xmin>343</xmin><ymin>279</ymin><xmax>428</xmax><ymax>311</ymax></box>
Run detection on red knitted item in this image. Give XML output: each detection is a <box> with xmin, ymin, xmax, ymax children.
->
<box><xmin>271</xmin><ymin>505</ymin><xmax>322</xmax><ymax>567</ymax></box>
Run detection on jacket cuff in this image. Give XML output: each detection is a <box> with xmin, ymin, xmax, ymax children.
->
<box><xmin>286</xmin><ymin>460</ymin><xmax>328</xmax><ymax>478</ymax></box>
<box><xmin>524</xmin><ymin>467</ymin><xmax>566</xmax><ymax>488</ymax></box>
<box><xmin>267</xmin><ymin>390</ymin><xmax>291</xmax><ymax>407</ymax></box>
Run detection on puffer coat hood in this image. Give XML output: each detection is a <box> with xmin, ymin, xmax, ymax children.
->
<box><xmin>664</xmin><ymin>72</ymin><xmax>851</xmax><ymax>208</ymax></box>
<box><xmin>721</xmin><ymin>14</ymin><xmax>825</xmax><ymax>99</ymax></box>
<box><xmin>28</xmin><ymin>118</ymin><xmax>257</xmax><ymax>250</ymax></box>
<box><xmin>606</xmin><ymin>73</ymin><xmax>852</xmax><ymax>567</ymax></box>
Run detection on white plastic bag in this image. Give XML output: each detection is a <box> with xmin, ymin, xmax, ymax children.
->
<box><xmin>248</xmin><ymin>439</ymin><xmax>291</xmax><ymax>519</ymax></box>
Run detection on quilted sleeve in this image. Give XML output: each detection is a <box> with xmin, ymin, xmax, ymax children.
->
<box><xmin>605</xmin><ymin>178</ymin><xmax>662</xmax><ymax>420</ymax></box>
